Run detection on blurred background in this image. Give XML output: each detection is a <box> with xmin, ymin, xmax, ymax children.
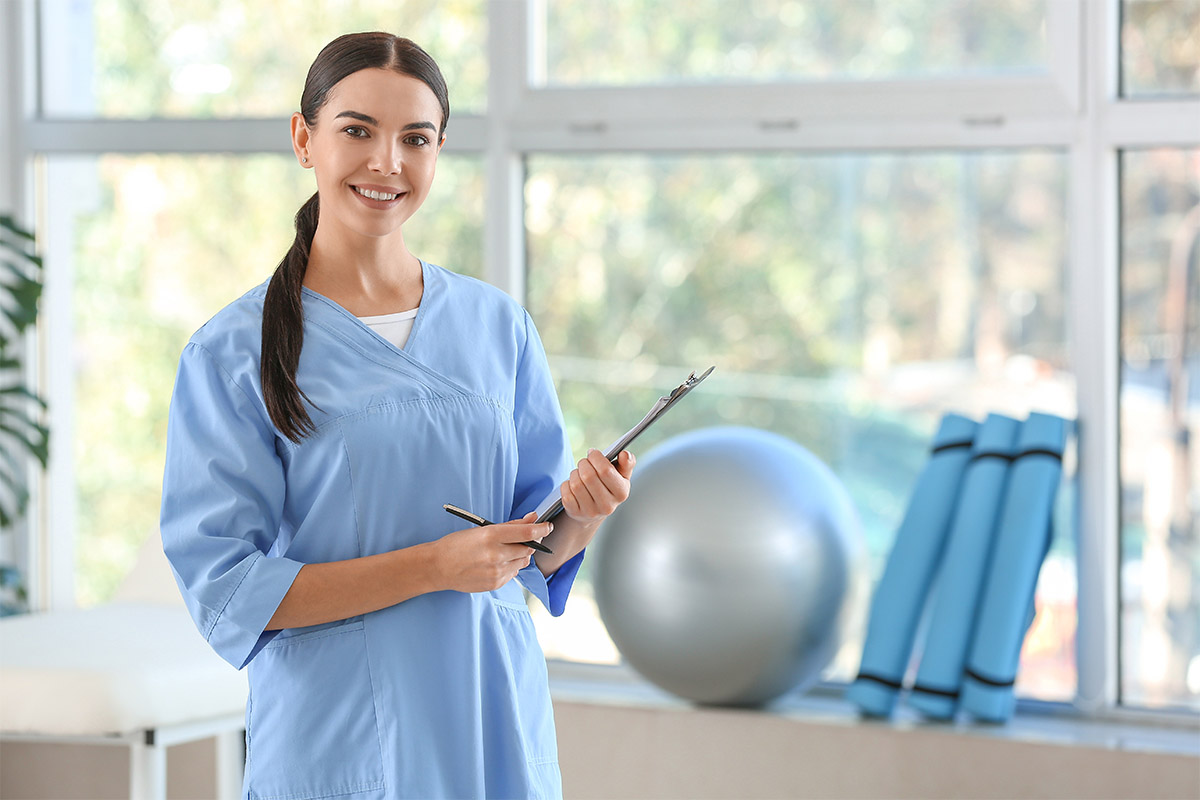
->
<box><xmin>3</xmin><ymin>0</ymin><xmax>1197</xmax><ymax>715</ymax></box>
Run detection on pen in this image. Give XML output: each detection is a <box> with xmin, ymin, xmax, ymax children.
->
<box><xmin>442</xmin><ymin>504</ymin><xmax>554</xmax><ymax>554</ymax></box>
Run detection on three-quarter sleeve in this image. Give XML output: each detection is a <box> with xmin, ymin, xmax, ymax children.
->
<box><xmin>509</xmin><ymin>310</ymin><xmax>579</xmax><ymax>616</ymax></box>
<box><xmin>160</xmin><ymin>342</ymin><xmax>304</xmax><ymax>669</ymax></box>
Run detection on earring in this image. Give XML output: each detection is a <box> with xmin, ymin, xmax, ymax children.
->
<box><xmin>302</xmin><ymin>156</ymin><xmax>308</xmax><ymax>163</ymax></box>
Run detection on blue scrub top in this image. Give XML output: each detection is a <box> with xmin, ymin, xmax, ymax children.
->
<box><xmin>160</xmin><ymin>261</ymin><xmax>582</xmax><ymax>800</ymax></box>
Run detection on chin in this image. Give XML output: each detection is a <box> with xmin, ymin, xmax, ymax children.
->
<box><xmin>345</xmin><ymin>210</ymin><xmax>411</xmax><ymax>239</ymax></box>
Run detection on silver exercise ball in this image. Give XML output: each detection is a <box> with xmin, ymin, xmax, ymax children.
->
<box><xmin>594</xmin><ymin>426</ymin><xmax>866</xmax><ymax>707</ymax></box>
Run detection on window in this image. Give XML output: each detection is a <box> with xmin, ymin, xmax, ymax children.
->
<box><xmin>1119</xmin><ymin>147</ymin><xmax>1200</xmax><ymax>710</ymax></box>
<box><xmin>1120</xmin><ymin>0</ymin><xmax>1200</xmax><ymax>97</ymax></box>
<box><xmin>537</xmin><ymin>0</ymin><xmax>1049</xmax><ymax>86</ymax></box>
<box><xmin>525</xmin><ymin>151</ymin><xmax>1077</xmax><ymax>700</ymax></box>
<box><xmin>41</xmin><ymin>0</ymin><xmax>487</xmax><ymax>117</ymax></box>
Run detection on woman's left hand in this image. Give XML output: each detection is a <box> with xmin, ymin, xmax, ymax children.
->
<box><xmin>560</xmin><ymin>449</ymin><xmax>636</xmax><ymax>527</ymax></box>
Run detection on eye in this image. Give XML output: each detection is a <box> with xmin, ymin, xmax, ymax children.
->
<box><xmin>343</xmin><ymin>126</ymin><xmax>369</xmax><ymax>138</ymax></box>
<box><xmin>404</xmin><ymin>133</ymin><xmax>431</xmax><ymax>147</ymax></box>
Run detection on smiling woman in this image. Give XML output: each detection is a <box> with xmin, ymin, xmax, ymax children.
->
<box><xmin>290</xmin><ymin>68</ymin><xmax>447</xmax><ymax>317</ymax></box>
<box><xmin>156</xmin><ymin>31</ymin><xmax>634</xmax><ymax>800</ymax></box>
<box><xmin>261</xmin><ymin>35</ymin><xmax>451</xmax><ymax>441</ymax></box>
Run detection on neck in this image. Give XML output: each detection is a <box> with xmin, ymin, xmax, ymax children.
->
<box><xmin>304</xmin><ymin>221</ymin><xmax>423</xmax><ymax>316</ymax></box>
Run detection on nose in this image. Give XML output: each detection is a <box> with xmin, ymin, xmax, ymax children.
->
<box><xmin>367</xmin><ymin>138</ymin><xmax>402</xmax><ymax>176</ymax></box>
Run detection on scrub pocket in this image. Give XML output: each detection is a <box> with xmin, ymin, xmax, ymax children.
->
<box><xmin>491</xmin><ymin>598</ymin><xmax>560</xmax><ymax>768</ymax></box>
<box><xmin>246</xmin><ymin>620</ymin><xmax>384</xmax><ymax>799</ymax></box>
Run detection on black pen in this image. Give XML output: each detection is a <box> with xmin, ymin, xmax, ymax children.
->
<box><xmin>442</xmin><ymin>504</ymin><xmax>554</xmax><ymax>554</ymax></box>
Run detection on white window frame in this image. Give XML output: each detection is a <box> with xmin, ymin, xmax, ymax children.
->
<box><xmin>5</xmin><ymin>0</ymin><xmax>1197</xmax><ymax>717</ymax></box>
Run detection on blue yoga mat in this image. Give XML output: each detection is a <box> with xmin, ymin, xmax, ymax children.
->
<box><xmin>960</xmin><ymin>411</ymin><xmax>1068</xmax><ymax>722</ymax></box>
<box><xmin>908</xmin><ymin>412</ymin><xmax>1021</xmax><ymax>720</ymax></box>
<box><xmin>846</xmin><ymin>412</ymin><xmax>978</xmax><ymax>717</ymax></box>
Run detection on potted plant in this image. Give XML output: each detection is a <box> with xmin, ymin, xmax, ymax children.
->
<box><xmin>0</xmin><ymin>213</ymin><xmax>49</xmax><ymax>615</ymax></box>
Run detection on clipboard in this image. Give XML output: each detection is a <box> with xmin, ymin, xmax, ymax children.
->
<box><xmin>533</xmin><ymin>366</ymin><xmax>715</xmax><ymax>524</ymax></box>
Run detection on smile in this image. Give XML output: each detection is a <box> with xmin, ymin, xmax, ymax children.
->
<box><xmin>353</xmin><ymin>186</ymin><xmax>402</xmax><ymax>201</ymax></box>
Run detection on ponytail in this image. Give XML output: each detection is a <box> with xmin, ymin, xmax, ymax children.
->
<box><xmin>260</xmin><ymin>32</ymin><xmax>449</xmax><ymax>442</ymax></box>
<box><xmin>261</xmin><ymin>192</ymin><xmax>320</xmax><ymax>442</ymax></box>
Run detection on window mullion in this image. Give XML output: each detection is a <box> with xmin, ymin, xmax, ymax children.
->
<box><xmin>38</xmin><ymin>157</ymin><xmax>80</xmax><ymax>612</ymax></box>
<box><xmin>1045</xmin><ymin>0</ymin><xmax>1084</xmax><ymax>114</ymax></box>
<box><xmin>1071</xmin><ymin>0</ymin><xmax>1121</xmax><ymax>713</ymax></box>
<box><xmin>484</xmin><ymin>0</ymin><xmax>528</xmax><ymax>302</ymax></box>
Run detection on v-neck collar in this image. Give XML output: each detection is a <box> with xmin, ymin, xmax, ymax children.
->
<box><xmin>299</xmin><ymin>262</ymin><xmax>477</xmax><ymax>399</ymax></box>
<box><xmin>300</xmin><ymin>259</ymin><xmax>431</xmax><ymax>356</ymax></box>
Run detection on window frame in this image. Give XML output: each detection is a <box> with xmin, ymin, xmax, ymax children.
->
<box><xmin>4</xmin><ymin>0</ymin><xmax>1197</xmax><ymax>717</ymax></box>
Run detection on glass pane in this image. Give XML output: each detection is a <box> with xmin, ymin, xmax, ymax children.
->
<box><xmin>538</xmin><ymin>0</ymin><xmax>1048</xmax><ymax>86</ymax></box>
<box><xmin>1120</xmin><ymin>147</ymin><xmax>1200</xmax><ymax>711</ymax></box>
<box><xmin>41</xmin><ymin>0</ymin><xmax>486</xmax><ymax>117</ymax></box>
<box><xmin>525</xmin><ymin>152</ymin><xmax>1076</xmax><ymax>704</ymax></box>
<box><xmin>1121</xmin><ymin>0</ymin><xmax>1200</xmax><ymax>97</ymax></box>
<box><xmin>46</xmin><ymin>153</ymin><xmax>483</xmax><ymax>606</ymax></box>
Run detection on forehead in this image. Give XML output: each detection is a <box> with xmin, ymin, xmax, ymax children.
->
<box><xmin>323</xmin><ymin>68</ymin><xmax>442</xmax><ymax>125</ymax></box>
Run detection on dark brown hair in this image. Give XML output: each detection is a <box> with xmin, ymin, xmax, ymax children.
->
<box><xmin>261</xmin><ymin>32</ymin><xmax>450</xmax><ymax>441</ymax></box>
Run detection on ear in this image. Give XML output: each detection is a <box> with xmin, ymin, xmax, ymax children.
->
<box><xmin>291</xmin><ymin>112</ymin><xmax>312</xmax><ymax>167</ymax></box>
<box><xmin>438</xmin><ymin>134</ymin><xmax>446</xmax><ymax>153</ymax></box>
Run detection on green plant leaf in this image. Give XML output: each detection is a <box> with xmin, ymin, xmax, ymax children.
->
<box><xmin>0</xmin><ymin>385</ymin><xmax>50</xmax><ymax>408</ymax></box>
<box><xmin>0</xmin><ymin>419</ymin><xmax>50</xmax><ymax>467</ymax></box>
<box><xmin>0</xmin><ymin>262</ymin><xmax>43</xmax><ymax>339</ymax></box>
<box><xmin>0</xmin><ymin>455</ymin><xmax>31</xmax><ymax>499</ymax></box>
<box><xmin>0</xmin><ymin>215</ymin><xmax>35</xmax><ymax>243</ymax></box>
<box><xmin>0</xmin><ymin>212</ymin><xmax>45</xmax><ymax>530</ymax></box>
<box><xmin>0</xmin><ymin>241</ymin><xmax>41</xmax><ymax>270</ymax></box>
<box><xmin>0</xmin><ymin>464</ymin><xmax>30</xmax><ymax>529</ymax></box>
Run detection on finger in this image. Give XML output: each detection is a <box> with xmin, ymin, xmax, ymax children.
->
<box><xmin>509</xmin><ymin>557</ymin><xmax>530</xmax><ymax>582</ymax></box>
<box><xmin>496</xmin><ymin>512</ymin><xmax>541</xmax><ymax>529</ymax></box>
<box><xmin>504</xmin><ymin>552</ymin><xmax>533</xmax><ymax>577</ymax></box>
<box><xmin>568</xmin><ymin>467</ymin><xmax>601</xmax><ymax>512</ymax></box>
<box><xmin>577</xmin><ymin>452</ymin><xmax>606</xmax><ymax>485</ymax></box>
<box><xmin>560</xmin><ymin>479</ymin><xmax>580</xmax><ymax>518</ymax></box>
<box><xmin>582</xmin><ymin>449</ymin><xmax>631</xmax><ymax>498</ymax></box>
<box><xmin>496</xmin><ymin>521</ymin><xmax>553</xmax><ymax>545</ymax></box>
<box><xmin>616</xmin><ymin>450</ymin><xmax>636</xmax><ymax>478</ymax></box>
<box><xmin>561</xmin><ymin>479</ymin><xmax>599</xmax><ymax>520</ymax></box>
<box><xmin>584</xmin><ymin>448</ymin><xmax>610</xmax><ymax>471</ymax></box>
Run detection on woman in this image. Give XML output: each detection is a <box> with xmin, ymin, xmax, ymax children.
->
<box><xmin>160</xmin><ymin>32</ymin><xmax>634</xmax><ymax>800</ymax></box>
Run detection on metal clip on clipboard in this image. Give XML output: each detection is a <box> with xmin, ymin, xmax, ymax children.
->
<box><xmin>534</xmin><ymin>366</ymin><xmax>716</xmax><ymax>524</ymax></box>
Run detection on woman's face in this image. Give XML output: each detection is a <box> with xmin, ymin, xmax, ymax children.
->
<box><xmin>293</xmin><ymin>68</ymin><xmax>445</xmax><ymax>241</ymax></box>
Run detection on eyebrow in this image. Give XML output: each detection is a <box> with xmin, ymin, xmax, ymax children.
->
<box><xmin>333</xmin><ymin>110</ymin><xmax>437</xmax><ymax>132</ymax></box>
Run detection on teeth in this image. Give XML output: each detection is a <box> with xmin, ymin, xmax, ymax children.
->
<box><xmin>355</xmin><ymin>186</ymin><xmax>400</xmax><ymax>201</ymax></box>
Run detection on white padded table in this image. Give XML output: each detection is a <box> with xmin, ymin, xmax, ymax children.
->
<box><xmin>0</xmin><ymin>602</ymin><xmax>247</xmax><ymax>799</ymax></box>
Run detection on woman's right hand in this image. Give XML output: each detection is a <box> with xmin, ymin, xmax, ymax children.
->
<box><xmin>432</xmin><ymin>512</ymin><xmax>553</xmax><ymax>593</ymax></box>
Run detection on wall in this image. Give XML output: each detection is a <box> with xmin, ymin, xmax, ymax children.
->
<box><xmin>3</xmin><ymin>699</ymin><xmax>1197</xmax><ymax>799</ymax></box>
<box><xmin>0</xmin><ymin>739</ymin><xmax>217</xmax><ymax>800</ymax></box>
<box><xmin>554</xmin><ymin>700</ymin><xmax>1200</xmax><ymax>800</ymax></box>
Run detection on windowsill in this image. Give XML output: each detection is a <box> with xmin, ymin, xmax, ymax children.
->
<box><xmin>546</xmin><ymin>660</ymin><xmax>1200</xmax><ymax>758</ymax></box>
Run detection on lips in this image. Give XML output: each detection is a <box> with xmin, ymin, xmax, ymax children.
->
<box><xmin>351</xmin><ymin>184</ymin><xmax>406</xmax><ymax>208</ymax></box>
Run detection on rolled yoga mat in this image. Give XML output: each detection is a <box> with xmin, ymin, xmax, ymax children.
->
<box><xmin>960</xmin><ymin>411</ymin><xmax>1068</xmax><ymax>722</ymax></box>
<box><xmin>847</xmin><ymin>413</ymin><xmax>979</xmax><ymax>717</ymax></box>
<box><xmin>908</xmin><ymin>412</ymin><xmax>1021</xmax><ymax>720</ymax></box>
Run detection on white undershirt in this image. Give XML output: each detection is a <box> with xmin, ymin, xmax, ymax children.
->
<box><xmin>358</xmin><ymin>308</ymin><xmax>419</xmax><ymax>350</ymax></box>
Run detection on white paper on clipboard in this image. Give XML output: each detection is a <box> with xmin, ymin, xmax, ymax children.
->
<box><xmin>533</xmin><ymin>366</ymin><xmax>715</xmax><ymax>524</ymax></box>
